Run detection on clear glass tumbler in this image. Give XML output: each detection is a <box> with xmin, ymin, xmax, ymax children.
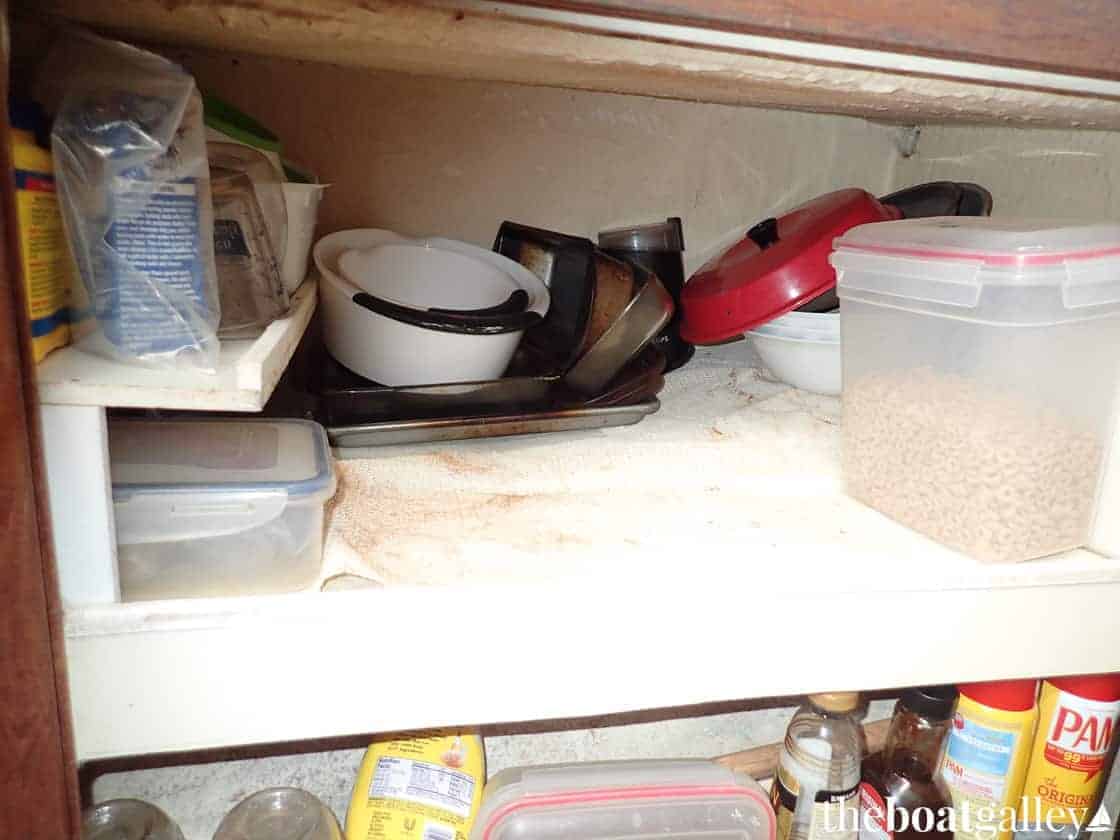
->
<box><xmin>213</xmin><ymin>787</ymin><xmax>342</xmax><ymax>840</ymax></box>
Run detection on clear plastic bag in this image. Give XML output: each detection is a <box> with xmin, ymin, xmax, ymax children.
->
<box><xmin>47</xmin><ymin>31</ymin><xmax>221</xmax><ymax>370</ymax></box>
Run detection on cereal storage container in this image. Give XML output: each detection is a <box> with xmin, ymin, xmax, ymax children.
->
<box><xmin>109</xmin><ymin>418</ymin><xmax>336</xmax><ymax>600</ymax></box>
<box><xmin>831</xmin><ymin>218</ymin><xmax>1120</xmax><ymax>563</ymax></box>
<box><xmin>471</xmin><ymin>761</ymin><xmax>774</xmax><ymax>840</ymax></box>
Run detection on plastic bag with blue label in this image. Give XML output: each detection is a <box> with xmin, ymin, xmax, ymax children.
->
<box><xmin>49</xmin><ymin>30</ymin><xmax>220</xmax><ymax>370</ymax></box>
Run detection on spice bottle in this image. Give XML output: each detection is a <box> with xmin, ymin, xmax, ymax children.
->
<box><xmin>1016</xmin><ymin>674</ymin><xmax>1120</xmax><ymax>840</ymax></box>
<box><xmin>860</xmin><ymin>686</ymin><xmax>957</xmax><ymax>840</ymax></box>
<box><xmin>939</xmin><ymin>680</ymin><xmax>1039</xmax><ymax>840</ymax></box>
<box><xmin>772</xmin><ymin>693</ymin><xmax>865</xmax><ymax>840</ymax></box>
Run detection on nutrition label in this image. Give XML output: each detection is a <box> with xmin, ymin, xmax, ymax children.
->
<box><xmin>105</xmin><ymin>175</ymin><xmax>208</xmax><ymax>355</ymax></box>
<box><xmin>370</xmin><ymin>757</ymin><xmax>476</xmax><ymax>818</ymax></box>
<box><xmin>942</xmin><ymin>718</ymin><xmax>1017</xmax><ymax>840</ymax></box>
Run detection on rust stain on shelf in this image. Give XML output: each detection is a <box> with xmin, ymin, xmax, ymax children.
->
<box><xmin>432</xmin><ymin>451</ymin><xmax>495</xmax><ymax>475</ymax></box>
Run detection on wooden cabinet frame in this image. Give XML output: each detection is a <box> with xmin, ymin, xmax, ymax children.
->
<box><xmin>0</xmin><ymin>1</ymin><xmax>81</xmax><ymax>836</ymax></box>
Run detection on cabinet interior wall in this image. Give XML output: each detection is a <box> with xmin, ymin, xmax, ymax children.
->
<box><xmin>166</xmin><ymin>49</ymin><xmax>1120</xmax><ymax>263</ymax></box>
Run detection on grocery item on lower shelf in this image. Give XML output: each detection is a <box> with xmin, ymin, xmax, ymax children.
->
<box><xmin>860</xmin><ymin>686</ymin><xmax>956</xmax><ymax>840</ymax></box>
<box><xmin>939</xmin><ymin>681</ymin><xmax>1039</xmax><ymax>840</ymax></box>
<box><xmin>772</xmin><ymin>693</ymin><xmax>864</xmax><ymax>840</ymax></box>
<box><xmin>214</xmin><ymin>787</ymin><xmax>342</xmax><ymax>840</ymax></box>
<box><xmin>346</xmin><ymin>733</ymin><xmax>485</xmax><ymax>840</ymax></box>
<box><xmin>108</xmin><ymin>417</ymin><xmax>336</xmax><ymax>601</ymax></box>
<box><xmin>472</xmin><ymin>759</ymin><xmax>774</xmax><ymax>840</ymax></box>
<box><xmin>1016</xmin><ymin>675</ymin><xmax>1120</xmax><ymax>840</ymax></box>
<box><xmin>81</xmin><ymin>799</ymin><xmax>185</xmax><ymax>840</ymax></box>
<box><xmin>833</xmin><ymin>218</ymin><xmax>1120</xmax><ymax>563</ymax></box>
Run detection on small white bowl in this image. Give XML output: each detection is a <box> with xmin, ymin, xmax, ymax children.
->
<box><xmin>313</xmin><ymin>229</ymin><xmax>549</xmax><ymax>386</ymax></box>
<box><xmin>748</xmin><ymin>329</ymin><xmax>841</xmax><ymax>395</ymax></box>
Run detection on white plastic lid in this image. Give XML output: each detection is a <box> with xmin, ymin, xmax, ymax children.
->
<box><xmin>110</xmin><ymin>418</ymin><xmax>334</xmax><ymax>501</ymax></box>
<box><xmin>835</xmin><ymin>217</ymin><xmax>1120</xmax><ymax>265</ymax></box>
<box><xmin>471</xmin><ymin>760</ymin><xmax>774</xmax><ymax>840</ymax></box>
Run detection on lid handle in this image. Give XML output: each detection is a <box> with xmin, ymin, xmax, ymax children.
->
<box><xmin>746</xmin><ymin>217</ymin><xmax>779</xmax><ymax>250</ymax></box>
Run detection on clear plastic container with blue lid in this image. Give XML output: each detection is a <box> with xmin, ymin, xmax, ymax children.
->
<box><xmin>109</xmin><ymin>418</ymin><xmax>336</xmax><ymax>601</ymax></box>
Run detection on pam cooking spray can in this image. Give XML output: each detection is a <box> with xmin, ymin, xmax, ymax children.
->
<box><xmin>1015</xmin><ymin>674</ymin><xmax>1120</xmax><ymax>840</ymax></box>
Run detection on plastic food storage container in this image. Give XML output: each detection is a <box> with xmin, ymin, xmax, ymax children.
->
<box><xmin>109</xmin><ymin>418</ymin><xmax>336</xmax><ymax>601</ymax></box>
<box><xmin>831</xmin><ymin>218</ymin><xmax>1120</xmax><ymax>563</ymax></box>
<box><xmin>470</xmin><ymin>760</ymin><xmax>775</xmax><ymax>840</ymax></box>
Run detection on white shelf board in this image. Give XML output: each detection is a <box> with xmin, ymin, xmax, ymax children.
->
<box><xmin>62</xmin><ymin>347</ymin><xmax>1120</xmax><ymax>761</ymax></box>
<box><xmin>37</xmin><ymin>278</ymin><xmax>316</xmax><ymax>412</ymax></box>
<box><xmin>64</xmin><ymin>552</ymin><xmax>1120</xmax><ymax>762</ymax></box>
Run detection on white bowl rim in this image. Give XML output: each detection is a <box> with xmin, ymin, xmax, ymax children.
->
<box><xmin>748</xmin><ymin>329</ymin><xmax>840</xmax><ymax>346</ymax></box>
<box><xmin>752</xmin><ymin>323</ymin><xmax>840</xmax><ymax>340</ymax></box>
<box><xmin>314</xmin><ymin>228</ymin><xmax>549</xmax><ymax>316</ymax></box>
<box><xmin>773</xmin><ymin>311</ymin><xmax>841</xmax><ymax>320</ymax></box>
<box><xmin>339</xmin><ymin>243</ymin><xmax>523</xmax><ymax>312</ymax></box>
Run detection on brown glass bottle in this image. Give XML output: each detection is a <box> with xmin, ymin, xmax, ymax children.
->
<box><xmin>859</xmin><ymin>686</ymin><xmax>957</xmax><ymax>840</ymax></box>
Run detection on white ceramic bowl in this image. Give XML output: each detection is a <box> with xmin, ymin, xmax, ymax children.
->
<box><xmin>748</xmin><ymin>329</ymin><xmax>841</xmax><ymax>395</ymax></box>
<box><xmin>313</xmin><ymin>229</ymin><xmax>549</xmax><ymax>386</ymax></box>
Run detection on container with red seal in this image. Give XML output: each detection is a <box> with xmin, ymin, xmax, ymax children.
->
<box><xmin>832</xmin><ymin>217</ymin><xmax>1120</xmax><ymax>562</ymax></box>
<box><xmin>470</xmin><ymin>760</ymin><xmax>775</xmax><ymax>840</ymax></box>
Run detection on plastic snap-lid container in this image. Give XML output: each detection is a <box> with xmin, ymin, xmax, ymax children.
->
<box><xmin>831</xmin><ymin>217</ymin><xmax>1120</xmax><ymax>563</ymax></box>
<box><xmin>471</xmin><ymin>760</ymin><xmax>775</xmax><ymax>840</ymax></box>
<box><xmin>109</xmin><ymin>418</ymin><xmax>336</xmax><ymax>601</ymax></box>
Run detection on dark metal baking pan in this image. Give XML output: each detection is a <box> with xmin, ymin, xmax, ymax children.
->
<box><xmin>493</xmin><ymin>222</ymin><xmax>596</xmax><ymax>369</ymax></box>
<box><xmin>318</xmin><ymin>337</ymin><xmax>562</xmax><ymax>425</ymax></box>
<box><xmin>323</xmin><ymin>375</ymin><xmax>559</xmax><ymax>425</ymax></box>
<box><xmin>582</xmin><ymin>344</ymin><xmax>666</xmax><ymax>407</ymax></box>
<box><xmin>564</xmin><ymin>264</ymin><xmax>673</xmax><ymax>395</ymax></box>
<box><xmin>599</xmin><ymin>216</ymin><xmax>694</xmax><ymax>372</ymax></box>
<box><xmin>328</xmin><ymin>399</ymin><xmax>661</xmax><ymax>447</ymax></box>
<box><xmin>321</xmin><ymin>339</ymin><xmax>665</xmax><ymax>425</ymax></box>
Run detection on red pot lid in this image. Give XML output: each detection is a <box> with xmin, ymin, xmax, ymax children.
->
<box><xmin>680</xmin><ymin>188</ymin><xmax>901</xmax><ymax>344</ymax></box>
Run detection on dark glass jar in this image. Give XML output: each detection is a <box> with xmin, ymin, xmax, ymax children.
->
<box><xmin>860</xmin><ymin>686</ymin><xmax>957</xmax><ymax>840</ymax></box>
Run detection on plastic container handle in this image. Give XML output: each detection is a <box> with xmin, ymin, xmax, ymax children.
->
<box><xmin>351</xmin><ymin>290</ymin><xmax>541</xmax><ymax>335</ymax></box>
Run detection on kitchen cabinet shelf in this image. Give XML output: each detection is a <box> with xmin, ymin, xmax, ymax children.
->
<box><xmin>63</xmin><ymin>350</ymin><xmax>1120</xmax><ymax>762</ymax></box>
<box><xmin>64</xmin><ymin>550</ymin><xmax>1120</xmax><ymax>762</ymax></box>
<box><xmin>32</xmin><ymin>0</ymin><xmax>1120</xmax><ymax>130</ymax></box>
<box><xmin>37</xmin><ymin>277</ymin><xmax>317</xmax><ymax>412</ymax></box>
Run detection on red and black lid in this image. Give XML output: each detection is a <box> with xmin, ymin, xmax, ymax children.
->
<box><xmin>680</xmin><ymin>188</ymin><xmax>900</xmax><ymax>344</ymax></box>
